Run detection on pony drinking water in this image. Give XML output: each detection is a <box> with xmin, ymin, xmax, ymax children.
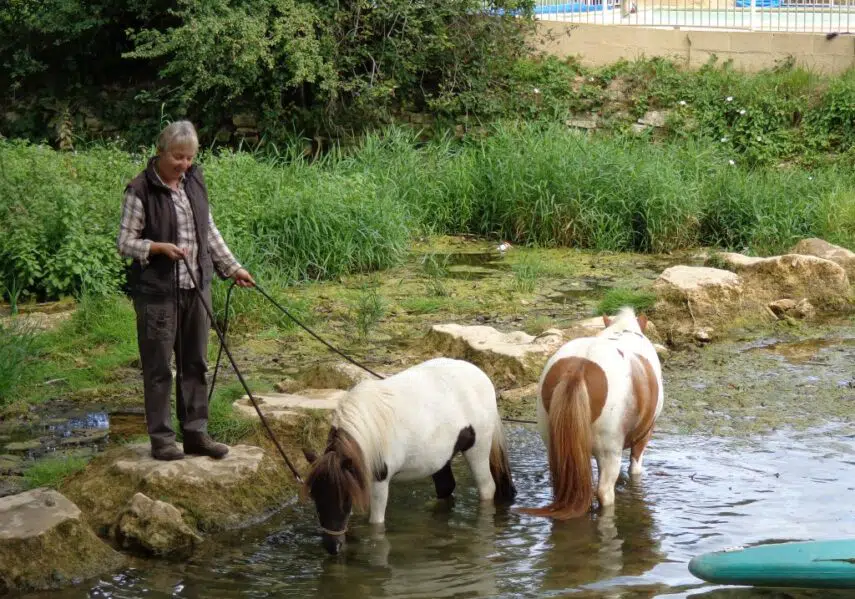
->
<box><xmin>303</xmin><ymin>357</ymin><xmax>516</xmax><ymax>554</ymax></box>
<box><xmin>523</xmin><ymin>307</ymin><xmax>663</xmax><ymax>520</ymax></box>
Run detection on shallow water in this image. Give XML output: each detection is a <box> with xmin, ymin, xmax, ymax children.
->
<box><xmin>21</xmin><ymin>424</ymin><xmax>855</xmax><ymax>599</ymax></box>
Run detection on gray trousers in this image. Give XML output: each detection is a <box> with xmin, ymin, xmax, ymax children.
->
<box><xmin>133</xmin><ymin>287</ymin><xmax>211</xmax><ymax>447</ymax></box>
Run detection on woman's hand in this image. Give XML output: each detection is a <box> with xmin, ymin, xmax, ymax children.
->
<box><xmin>151</xmin><ymin>242</ymin><xmax>187</xmax><ymax>261</ymax></box>
<box><xmin>232</xmin><ymin>268</ymin><xmax>255</xmax><ymax>288</ymax></box>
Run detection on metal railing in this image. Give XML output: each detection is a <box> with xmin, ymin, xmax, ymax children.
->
<box><xmin>532</xmin><ymin>0</ymin><xmax>855</xmax><ymax>31</ymax></box>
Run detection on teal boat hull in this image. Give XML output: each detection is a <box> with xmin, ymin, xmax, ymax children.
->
<box><xmin>689</xmin><ymin>539</ymin><xmax>855</xmax><ymax>589</ymax></box>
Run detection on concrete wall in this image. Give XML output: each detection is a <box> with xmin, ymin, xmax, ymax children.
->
<box><xmin>535</xmin><ymin>23</ymin><xmax>855</xmax><ymax>72</ymax></box>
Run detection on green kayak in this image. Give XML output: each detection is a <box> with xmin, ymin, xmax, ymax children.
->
<box><xmin>689</xmin><ymin>539</ymin><xmax>855</xmax><ymax>589</ymax></box>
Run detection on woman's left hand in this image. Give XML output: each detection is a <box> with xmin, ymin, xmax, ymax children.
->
<box><xmin>232</xmin><ymin>268</ymin><xmax>256</xmax><ymax>288</ymax></box>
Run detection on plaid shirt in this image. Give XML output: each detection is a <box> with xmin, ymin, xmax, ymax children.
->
<box><xmin>117</xmin><ymin>172</ymin><xmax>241</xmax><ymax>289</ymax></box>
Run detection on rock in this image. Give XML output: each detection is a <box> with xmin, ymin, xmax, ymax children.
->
<box><xmin>653</xmin><ymin>343</ymin><xmax>670</xmax><ymax>360</ymax></box>
<box><xmin>0</xmin><ymin>488</ymin><xmax>124</xmax><ymax>593</ymax></box>
<box><xmin>716</xmin><ymin>252</ymin><xmax>850</xmax><ymax>310</ymax></box>
<box><xmin>296</xmin><ymin>361</ymin><xmax>380</xmax><ymax>390</ymax></box>
<box><xmin>233</xmin><ymin>389</ymin><xmax>344</xmax><ymax>423</ymax></box>
<box><xmin>59</xmin><ymin>429</ymin><xmax>108</xmax><ymax>446</ymax></box>
<box><xmin>115</xmin><ymin>493</ymin><xmax>202</xmax><ymax>558</ymax></box>
<box><xmin>631</xmin><ymin>123</ymin><xmax>649</xmax><ymax>134</ymax></box>
<box><xmin>768</xmin><ymin>298</ymin><xmax>816</xmax><ymax>320</ymax></box>
<box><xmin>425</xmin><ymin>324</ymin><xmax>565</xmax><ymax>387</ymax></box>
<box><xmin>566</xmin><ymin>116</ymin><xmax>598</xmax><ymax>130</ymax></box>
<box><xmin>273</xmin><ymin>378</ymin><xmax>301</xmax><ymax>393</ymax></box>
<box><xmin>653</xmin><ymin>265</ymin><xmax>744</xmax><ymax>318</ymax></box>
<box><xmin>694</xmin><ymin>328</ymin><xmax>712</xmax><ymax>343</ymax></box>
<box><xmin>0</xmin><ymin>476</ymin><xmax>25</xmax><ymax>498</ymax></box>
<box><xmin>4</xmin><ymin>440</ymin><xmax>41</xmax><ymax>453</ymax></box>
<box><xmin>0</xmin><ymin>455</ymin><xmax>23</xmax><ymax>476</ymax></box>
<box><xmin>790</xmin><ymin>238</ymin><xmax>855</xmax><ymax>280</ymax></box>
<box><xmin>638</xmin><ymin>110</ymin><xmax>669</xmax><ymax>128</ymax></box>
<box><xmin>62</xmin><ymin>443</ymin><xmax>295</xmax><ymax>536</ymax></box>
<box><xmin>499</xmin><ymin>383</ymin><xmax>539</xmax><ymax>404</ymax></box>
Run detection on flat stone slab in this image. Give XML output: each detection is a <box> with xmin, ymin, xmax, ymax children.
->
<box><xmin>234</xmin><ymin>389</ymin><xmax>345</xmax><ymax>422</ymax></box>
<box><xmin>0</xmin><ymin>488</ymin><xmax>124</xmax><ymax>593</ymax></box>
<box><xmin>111</xmin><ymin>443</ymin><xmax>266</xmax><ymax>486</ymax></box>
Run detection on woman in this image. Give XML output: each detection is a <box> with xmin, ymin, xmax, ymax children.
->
<box><xmin>117</xmin><ymin>121</ymin><xmax>254</xmax><ymax>461</ymax></box>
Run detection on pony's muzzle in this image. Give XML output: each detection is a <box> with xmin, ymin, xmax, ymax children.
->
<box><xmin>322</xmin><ymin>532</ymin><xmax>345</xmax><ymax>555</ymax></box>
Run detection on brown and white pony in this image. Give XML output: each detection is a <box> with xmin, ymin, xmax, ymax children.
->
<box><xmin>303</xmin><ymin>358</ymin><xmax>516</xmax><ymax>554</ymax></box>
<box><xmin>522</xmin><ymin>306</ymin><xmax>663</xmax><ymax>520</ymax></box>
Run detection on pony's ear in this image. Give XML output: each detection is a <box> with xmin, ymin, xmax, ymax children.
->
<box><xmin>602</xmin><ymin>315</ymin><xmax>613</xmax><ymax>327</ymax></box>
<box><xmin>637</xmin><ymin>314</ymin><xmax>648</xmax><ymax>332</ymax></box>
<box><xmin>303</xmin><ymin>449</ymin><xmax>318</xmax><ymax>464</ymax></box>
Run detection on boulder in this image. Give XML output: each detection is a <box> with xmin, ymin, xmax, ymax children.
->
<box><xmin>0</xmin><ymin>488</ymin><xmax>124</xmax><ymax>593</ymax></box>
<box><xmin>716</xmin><ymin>252</ymin><xmax>850</xmax><ymax>309</ymax></box>
<box><xmin>499</xmin><ymin>383</ymin><xmax>539</xmax><ymax>404</ymax></box>
<box><xmin>768</xmin><ymin>298</ymin><xmax>816</xmax><ymax>320</ymax></box>
<box><xmin>653</xmin><ymin>265</ymin><xmax>745</xmax><ymax>318</ymax></box>
<box><xmin>296</xmin><ymin>361</ymin><xmax>381</xmax><ymax>390</ymax></box>
<box><xmin>234</xmin><ymin>389</ymin><xmax>344</xmax><ymax>423</ymax></box>
<box><xmin>790</xmin><ymin>238</ymin><xmax>855</xmax><ymax>281</ymax></box>
<box><xmin>115</xmin><ymin>493</ymin><xmax>202</xmax><ymax>558</ymax></box>
<box><xmin>62</xmin><ymin>443</ymin><xmax>296</xmax><ymax>538</ymax></box>
<box><xmin>425</xmin><ymin>324</ymin><xmax>565</xmax><ymax>387</ymax></box>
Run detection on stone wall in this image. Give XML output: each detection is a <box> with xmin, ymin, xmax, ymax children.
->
<box><xmin>535</xmin><ymin>22</ymin><xmax>855</xmax><ymax>73</ymax></box>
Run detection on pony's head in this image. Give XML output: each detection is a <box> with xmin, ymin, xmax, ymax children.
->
<box><xmin>601</xmin><ymin>306</ymin><xmax>648</xmax><ymax>336</ymax></box>
<box><xmin>302</xmin><ymin>427</ymin><xmax>369</xmax><ymax>555</ymax></box>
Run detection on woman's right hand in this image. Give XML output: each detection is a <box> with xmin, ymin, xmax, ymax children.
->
<box><xmin>151</xmin><ymin>242</ymin><xmax>187</xmax><ymax>261</ymax></box>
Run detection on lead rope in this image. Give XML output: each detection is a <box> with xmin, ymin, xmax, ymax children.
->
<box><xmin>206</xmin><ymin>274</ymin><xmax>538</xmax><ymax>428</ymax></box>
<box><xmin>180</xmin><ymin>256</ymin><xmax>303</xmax><ymax>483</ymax></box>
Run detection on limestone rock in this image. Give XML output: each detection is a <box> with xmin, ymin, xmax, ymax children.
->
<box><xmin>768</xmin><ymin>298</ymin><xmax>816</xmax><ymax>320</ymax></box>
<box><xmin>0</xmin><ymin>488</ymin><xmax>123</xmax><ymax>593</ymax></box>
<box><xmin>234</xmin><ymin>389</ymin><xmax>344</xmax><ymax>423</ymax></box>
<box><xmin>653</xmin><ymin>265</ymin><xmax>744</xmax><ymax>318</ymax></box>
<box><xmin>716</xmin><ymin>252</ymin><xmax>850</xmax><ymax>309</ymax></box>
<box><xmin>638</xmin><ymin>110</ymin><xmax>669</xmax><ymax>128</ymax></box>
<box><xmin>63</xmin><ymin>443</ymin><xmax>295</xmax><ymax>536</ymax></box>
<box><xmin>790</xmin><ymin>238</ymin><xmax>855</xmax><ymax>280</ymax></box>
<box><xmin>499</xmin><ymin>383</ymin><xmax>539</xmax><ymax>404</ymax></box>
<box><xmin>425</xmin><ymin>324</ymin><xmax>565</xmax><ymax>387</ymax></box>
<box><xmin>115</xmin><ymin>493</ymin><xmax>202</xmax><ymax>558</ymax></box>
<box><xmin>296</xmin><ymin>361</ymin><xmax>381</xmax><ymax>390</ymax></box>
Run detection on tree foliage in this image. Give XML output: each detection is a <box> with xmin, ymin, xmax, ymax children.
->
<box><xmin>0</xmin><ymin>0</ymin><xmax>534</xmax><ymax>141</ymax></box>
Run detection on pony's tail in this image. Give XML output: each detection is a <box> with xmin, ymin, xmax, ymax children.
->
<box><xmin>490</xmin><ymin>418</ymin><xmax>517</xmax><ymax>504</ymax></box>
<box><xmin>521</xmin><ymin>369</ymin><xmax>593</xmax><ymax>520</ymax></box>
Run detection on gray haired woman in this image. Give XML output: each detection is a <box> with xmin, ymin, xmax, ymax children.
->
<box><xmin>117</xmin><ymin>121</ymin><xmax>254</xmax><ymax>461</ymax></box>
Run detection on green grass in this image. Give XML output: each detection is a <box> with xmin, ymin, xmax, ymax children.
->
<box><xmin>596</xmin><ymin>288</ymin><xmax>657</xmax><ymax>316</ymax></box>
<box><xmin>4</xmin><ymin>116</ymin><xmax>855</xmax><ymax>307</ymax></box>
<box><xmin>23</xmin><ymin>455</ymin><xmax>90</xmax><ymax>489</ymax></box>
<box><xmin>0</xmin><ymin>319</ymin><xmax>43</xmax><ymax>407</ymax></box>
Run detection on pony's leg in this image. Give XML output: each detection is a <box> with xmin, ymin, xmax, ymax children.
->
<box><xmin>595</xmin><ymin>450</ymin><xmax>622</xmax><ymax>508</ymax></box>
<box><xmin>630</xmin><ymin>429</ymin><xmax>654</xmax><ymax>477</ymax></box>
<box><xmin>368</xmin><ymin>480</ymin><xmax>390</xmax><ymax>525</ymax></box>
<box><xmin>432</xmin><ymin>461</ymin><xmax>456</xmax><ymax>499</ymax></box>
<box><xmin>463</xmin><ymin>442</ymin><xmax>496</xmax><ymax>502</ymax></box>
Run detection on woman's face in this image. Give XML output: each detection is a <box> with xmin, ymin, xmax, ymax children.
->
<box><xmin>158</xmin><ymin>143</ymin><xmax>196</xmax><ymax>181</ymax></box>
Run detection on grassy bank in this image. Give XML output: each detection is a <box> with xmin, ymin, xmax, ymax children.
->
<box><xmin>3</xmin><ymin>122</ymin><xmax>855</xmax><ymax>311</ymax></box>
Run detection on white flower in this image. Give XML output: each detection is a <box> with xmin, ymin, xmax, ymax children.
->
<box><xmin>728</xmin><ymin>159</ymin><xmax>736</xmax><ymax>166</ymax></box>
<box><xmin>533</xmin><ymin>87</ymin><xmax>541</xmax><ymax>94</ymax></box>
<box><xmin>809</xmin><ymin>176</ymin><xmax>814</xmax><ymax>180</ymax></box>
<box><xmin>756</xmin><ymin>136</ymin><xmax>762</xmax><ymax>141</ymax></box>
<box><xmin>721</xmin><ymin>137</ymin><xmax>728</xmax><ymax>142</ymax></box>
<box><xmin>739</xmin><ymin>109</ymin><xmax>746</xmax><ymax>115</ymax></box>
<box><xmin>679</xmin><ymin>100</ymin><xmax>687</xmax><ymax>106</ymax></box>
<box><xmin>726</xmin><ymin>96</ymin><xmax>733</xmax><ymax>102</ymax></box>
<box><xmin>588</xmin><ymin>77</ymin><xmax>594</xmax><ymax>82</ymax></box>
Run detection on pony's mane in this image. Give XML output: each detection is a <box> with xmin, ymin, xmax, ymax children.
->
<box><xmin>599</xmin><ymin>306</ymin><xmax>643</xmax><ymax>337</ymax></box>
<box><xmin>304</xmin><ymin>428</ymin><xmax>370</xmax><ymax>511</ymax></box>
<box><xmin>331</xmin><ymin>380</ymin><xmax>396</xmax><ymax>480</ymax></box>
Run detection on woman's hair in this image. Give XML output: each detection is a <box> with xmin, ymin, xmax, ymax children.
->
<box><xmin>156</xmin><ymin>120</ymin><xmax>199</xmax><ymax>154</ymax></box>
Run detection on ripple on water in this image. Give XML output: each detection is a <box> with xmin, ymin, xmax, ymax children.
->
<box><xmin>17</xmin><ymin>426</ymin><xmax>855</xmax><ymax>599</ymax></box>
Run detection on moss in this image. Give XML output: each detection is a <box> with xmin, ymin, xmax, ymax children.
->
<box><xmin>0</xmin><ymin>516</ymin><xmax>124</xmax><ymax>594</ymax></box>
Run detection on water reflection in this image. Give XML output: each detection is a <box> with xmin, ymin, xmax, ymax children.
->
<box><xmin>15</xmin><ymin>425</ymin><xmax>855</xmax><ymax>599</ymax></box>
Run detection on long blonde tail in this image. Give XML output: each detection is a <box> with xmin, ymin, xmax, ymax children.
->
<box><xmin>520</xmin><ymin>367</ymin><xmax>593</xmax><ymax>519</ymax></box>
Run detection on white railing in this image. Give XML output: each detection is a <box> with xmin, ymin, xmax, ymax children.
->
<box><xmin>532</xmin><ymin>0</ymin><xmax>855</xmax><ymax>31</ymax></box>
